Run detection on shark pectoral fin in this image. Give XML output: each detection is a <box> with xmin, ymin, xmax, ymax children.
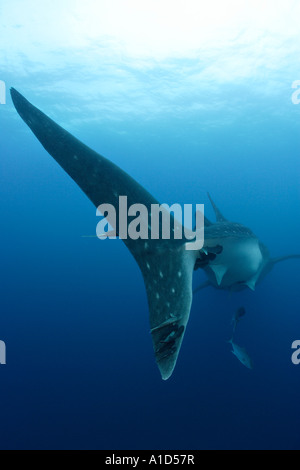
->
<box><xmin>141</xmin><ymin>246</ymin><xmax>197</xmax><ymax>380</ymax></box>
<box><xmin>245</xmin><ymin>269</ymin><xmax>262</xmax><ymax>291</ymax></box>
<box><xmin>245</xmin><ymin>279</ymin><xmax>256</xmax><ymax>291</ymax></box>
<box><xmin>210</xmin><ymin>265</ymin><xmax>228</xmax><ymax>286</ymax></box>
<box><xmin>272</xmin><ymin>254</ymin><xmax>300</xmax><ymax>265</ymax></box>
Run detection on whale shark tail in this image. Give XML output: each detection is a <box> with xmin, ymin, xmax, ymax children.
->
<box><xmin>10</xmin><ymin>88</ymin><xmax>202</xmax><ymax>380</ymax></box>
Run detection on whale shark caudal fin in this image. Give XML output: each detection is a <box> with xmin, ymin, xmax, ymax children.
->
<box><xmin>10</xmin><ymin>88</ymin><xmax>199</xmax><ymax>380</ymax></box>
<box><xmin>207</xmin><ymin>192</ymin><xmax>228</xmax><ymax>222</ymax></box>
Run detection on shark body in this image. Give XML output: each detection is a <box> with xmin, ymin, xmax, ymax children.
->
<box><xmin>10</xmin><ymin>88</ymin><xmax>300</xmax><ymax>380</ymax></box>
<box><xmin>196</xmin><ymin>194</ymin><xmax>300</xmax><ymax>292</ymax></box>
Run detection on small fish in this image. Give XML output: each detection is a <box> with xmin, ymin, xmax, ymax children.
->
<box><xmin>232</xmin><ymin>306</ymin><xmax>246</xmax><ymax>333</ymax></box>
<box><xmin>228</xmin><ymin>338</ymin><xmax>253</xmax><ymax>370</ymax></box>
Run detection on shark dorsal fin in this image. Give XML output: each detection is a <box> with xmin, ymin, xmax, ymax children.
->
<box><xmin>207</xmin><ymin>192</ymin><xmax>228</xmax><ymax>222</ymax></box>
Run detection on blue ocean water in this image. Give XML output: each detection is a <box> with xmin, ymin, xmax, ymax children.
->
<box><xmin>1</xmin><ymin>1</ymin><xmax>300</xmax><ymax>450</ymax></box>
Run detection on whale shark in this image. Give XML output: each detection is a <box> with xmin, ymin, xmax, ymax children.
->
<box><xmin>10</xmin><ymin>88</ymin><xmax>300</xmax><ymax>380</ymax></box>
<box><xmin>195</xmin><ymin>193</ymin><xmax>300</xmax><ymax>292</ymax></box>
